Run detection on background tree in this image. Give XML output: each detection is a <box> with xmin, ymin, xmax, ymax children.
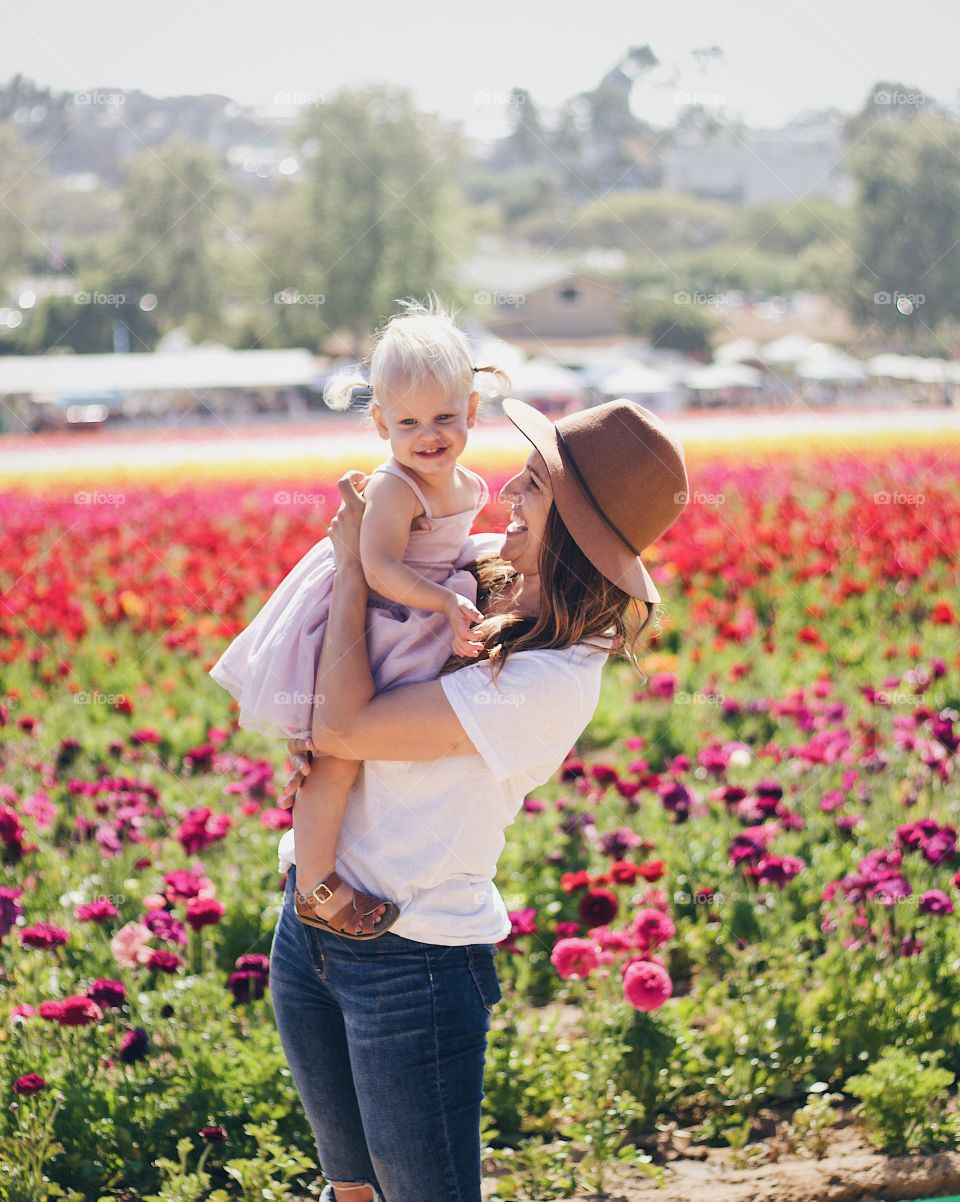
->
<box><xmin>843</xmin><ymin>117</ymin><xmax>960</xmax><ymax>340</ymax></box>
<box><xmin>112</xmin><ymin>139</ymin><xmax>229</xmax><ymax>341</ymax></box>
<box><xmin>288</xmin><ymin>84</ymin><xmax>471</xmax><ymax>356</ymax></box>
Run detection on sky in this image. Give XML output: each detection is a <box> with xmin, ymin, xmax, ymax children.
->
<box><xmin>3</xmin><ymin>0</ymin><xmax>958</xmax><ymax>142</ymax></box>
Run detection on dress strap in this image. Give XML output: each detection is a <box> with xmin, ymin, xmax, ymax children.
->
<box><xmin>372</xmin><ymin>457</ymin><xmax>433</xmax><ymax>519</ymax></box>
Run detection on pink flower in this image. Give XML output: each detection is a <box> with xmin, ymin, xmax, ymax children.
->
<box><xmin>550</xmin><ymin>937</ymin><xmax>600</xmax><ymax>980</ymax></box>
<box><xmin>10</xmin><ymin>1003</ymin><xmax>36</xmax><ymax>1022</ymax></box>
<box><xmin>111</xmin><ymin>920</ymin><xmax>154</xmax><ymax>967</ymax></box>
<box><xmin>507</xmin><ymin>908</ymin><xmax>537</xmax><ymax>937</ymax></box>
<box><xmin>259</xmin><ymin>807</ymin><xmax>293</xmax><ymax>830</ymax></box>
<box><xmin>185</xmin><ymin>897</ymin><xmax>225</xmax><ymax>931</ymax></box>
<box><xmin>632</xmin><ymin>908</ymin><xmax>676</xmax><ymax>951</ymax></box>
<box><xmin>623</xmin><ymin>960</ymin><xmax>673</xmax><ymax>1011</ymax></box>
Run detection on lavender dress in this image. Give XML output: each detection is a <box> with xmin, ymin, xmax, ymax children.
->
<box><xmin>209</xmin><ymin>456</ymin><xmax>490</xmax><ymax>741</ymax></box>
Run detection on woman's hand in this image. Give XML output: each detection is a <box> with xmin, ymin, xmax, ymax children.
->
<box><xmin>327</xmin><ymin>470</ymin><xmax>368</xmax><ymax>571</ymax></box>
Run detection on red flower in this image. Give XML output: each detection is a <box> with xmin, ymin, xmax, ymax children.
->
<box><xmin>609</xmin><ymin>860</ymin><xmax>640</xmax><ymax>884</ymax></box>
<box><xmin>637</xmin><ymin>859</ymin><xmax>667</xmax><ymax>881</ymax></box>
<box><xmin>932</xmin><ymin>601</ymin><xmax>956</xmax><ymax>624</ymax></box>
<box><xmin>560</xmin><ymin>870</ymin><xmax>591</xmax><ymax>894</ymax></box>
<box><xmin>578</xmin><ymin>887</ymin><xmax>619</xmax><ymax>927</ymax></box>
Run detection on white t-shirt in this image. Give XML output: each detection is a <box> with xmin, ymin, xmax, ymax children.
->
<box><xmin>276</xmin><ymin>537</ymin><xmax>610</xmax><ymax>944</ymax></box>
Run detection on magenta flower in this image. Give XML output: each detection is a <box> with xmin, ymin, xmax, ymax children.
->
<box><xmin>623</xmin><ymin>960</ymin><xmax>673</xmax><ymax>1011</ymax></box>
<box><xmin>19</xmin><ymin>922</ymin><xmax>68</xmax><ymax>950</ymax></box>
<box><xmin>119</xmin><ymin>1027</ymin><xmax>149</xmax><ymax>1063</ymax></box>
<box><xmin>147</xmin><ymin>949</ymin><xmax>182</xmax><ymax>973</ymax></box>
<box><xmin>87</xmin><ymin>978</ymin><xmax>127</xmax><ymax>1008</ymax></box>
<box><xmin>75</xmin><ymin>898</ymin><xmax>119</xmax><ymax>923</ymax></box>
<box><xmin>13</xmin><ymin>1073</ymin><xmax>46</xmax><ymax>1096</ymax></box>
<box><xmin>0</xmin><ymin>886</ymin><xmax>24</xmax><ymax>937</ymax></box>
<box><xmin>550</xmin><ymin>937</ymin><xmax>600</xmax><ymax>980</ymax></box>
<box><xmin>228</xmin><ymin>969</ymin><xmax>267</xmax><ymax>1002</ymax></box>
<box><xmin>56</xmin><ymin>995</ymin><xmax>103</xmax><ymax>1027</ymax></box>
<box><xmin>185</xmin><ymin>896</ymin><xmax>225</xmax><ymax>931</ymax></box>
<box><xmin>918</xmin><ymin>890</ymin><xmax>954</xmax><ymax>916</ymax></box>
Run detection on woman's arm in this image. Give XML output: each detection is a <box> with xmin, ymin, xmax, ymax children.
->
<box><xmin>309</xmin><ymin>472</ymin><xmax>481</xmax><ymax>757</ymax></box>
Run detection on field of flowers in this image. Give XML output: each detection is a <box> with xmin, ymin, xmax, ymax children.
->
<box><xmin>1</xmin><ymin>428</ymin><xmax>959</xmax><ymax>1201</ymax></box>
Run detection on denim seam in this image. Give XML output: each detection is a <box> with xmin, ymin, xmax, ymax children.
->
<box><xmin>426</xmin><ymin>952</ymin><xmax>466</xmax><ymax>1202</ymax></box>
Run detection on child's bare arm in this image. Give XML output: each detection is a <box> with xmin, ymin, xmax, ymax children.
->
<box><xmin>358</xmin><ymin>473</ymin><xmax>457</xmax><ymax>614</ymax></box>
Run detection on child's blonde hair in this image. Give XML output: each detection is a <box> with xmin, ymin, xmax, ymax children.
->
<box><xmin>324</xmin><ymin>292</ymin><xmax>512</xmax><ymax>413</ymax></box>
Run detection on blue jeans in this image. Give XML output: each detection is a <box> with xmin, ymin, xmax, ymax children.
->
<box><xmin>269</xmin><ymin>864</ymin><xmax>503</xmax><ymax>1202</ymax></box>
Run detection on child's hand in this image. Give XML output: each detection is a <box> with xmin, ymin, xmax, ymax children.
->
<box><xmin>444</xmin><ymin>593</ymin><xmax>484</xmax><ymax>658</ymax></box>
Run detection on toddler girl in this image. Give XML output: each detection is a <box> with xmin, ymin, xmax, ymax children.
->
<box><xmin>209</xmin><ymin>297</ymin><xmax>511</xmax><ymax>939</ymax></box>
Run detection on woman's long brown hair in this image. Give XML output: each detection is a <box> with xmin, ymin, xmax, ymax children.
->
<box><xmin>440</xmin><ymin>503</ymin><xmax>659</xmax><ymax>678</ymax></box>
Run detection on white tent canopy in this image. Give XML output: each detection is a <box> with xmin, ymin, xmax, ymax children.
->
<box><xmin>794</xmin><ymin>345</ymin><xmax>868</xmax><ymax>381</ymax></box>
<box><xmin>0</xmin><ymin>348</ymin><xmax>319</xmax><ymax>398</ymax></box>
<box><xmin>867</xmin><ymin>353</ymin><xmax>958</xmax><ymax>383</ymax></box>
<box><xmin>597</xmin><ymin>363</ymin><xmax>676</xmax><ymax>396</ymax></box>
<box><xmin>714</xmin><ymin>338</ymin><xmax>762</xmax><ymax>365</ymax></box>
<box><xmin>509</xmin><ymin>356</ymin><xmax>587</xmax><ymax>402</ymax></box>
<box><xmin>760</xmin><ymin>333</ymin><xmax>819</xmax><ymax>365</ymax></box>
<box><xmin>684</xmin><ymin>363</ymin><xmax>764</xmax><ymax>390</ymax></box>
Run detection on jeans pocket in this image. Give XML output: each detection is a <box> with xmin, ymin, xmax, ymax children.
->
<box><xmin>467</xmin><ymin>944</ymin><xmax>503</xmax><ymax>1014</ymax></box>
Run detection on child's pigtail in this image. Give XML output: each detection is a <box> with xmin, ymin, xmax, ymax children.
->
<box><xmin>472</xmin><ymin>363</ymin><xmax>513</xmax><ymax>399</ymax></box>
<box><xmin>323</xmin><ymin>369</ymin><xmax>373</xmax><ymax>412</ymax></box>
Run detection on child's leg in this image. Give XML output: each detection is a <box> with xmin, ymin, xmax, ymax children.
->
<box><xmin>293</xmin><ymin>756</ymin><xmax>387</xmax><ymax>926</ymax></box>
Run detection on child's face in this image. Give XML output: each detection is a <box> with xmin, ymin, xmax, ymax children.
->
<box><xmin>371</xmin><ymin>380</ymin><xmax>479</xmax><ymax>477</ymax></box>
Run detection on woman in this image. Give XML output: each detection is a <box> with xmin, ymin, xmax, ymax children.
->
<box><xmin>268</xmin><ymin>397</ymin><xmax>689</xmax><ymax>1202</ymax></box>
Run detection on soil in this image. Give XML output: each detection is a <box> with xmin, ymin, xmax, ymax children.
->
<box><xmin>479</xmin><ymin>1107</ymin><xmax>960</xmax><ymax>1202</ymax></box>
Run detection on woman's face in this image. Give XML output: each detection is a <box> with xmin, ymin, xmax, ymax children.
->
<box><xmin>498</xmin><ymin>449</ymin><xmax>553</xmax><ymax>576</ymax></box>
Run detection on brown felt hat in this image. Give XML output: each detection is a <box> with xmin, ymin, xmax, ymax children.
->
<box><xmin>502</xmin><ymin>397</ymin><xmax>690</xmax><ymax>604</ymax></box>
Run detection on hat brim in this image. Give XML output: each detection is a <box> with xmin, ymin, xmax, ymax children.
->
<box><xmin>501</xmin><ymin>397</ymin><xmax>661</xmax><ymax>604</ymax></box>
